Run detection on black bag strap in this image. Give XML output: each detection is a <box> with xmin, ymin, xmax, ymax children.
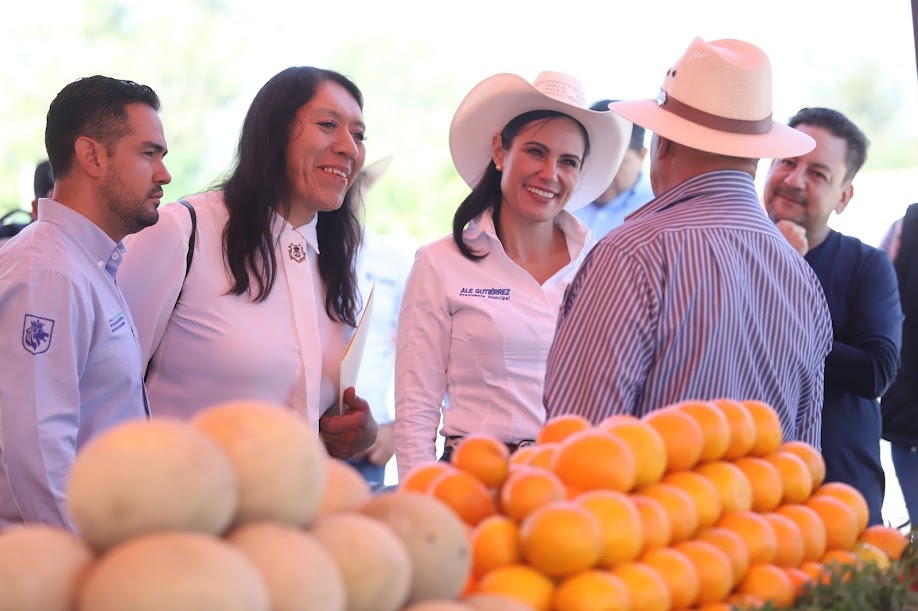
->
<box><xmin>177</xmin><ymin>198</ymin><xmax>196</xmax><ymax>278</ymax></box>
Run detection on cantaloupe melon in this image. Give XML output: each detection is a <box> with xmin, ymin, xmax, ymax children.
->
<box><xmin>66</xmin><ymin>418</ymin><xmax>237</xmax><ymax>550</ymax></box>
<box><xmin>310</xmin><ymin>512</ymin><xmax>411</xmax><ymax>611</ymax></box>
<box><xmin>77</xmin><ymin>531</ymin><xmax>269</xmax><ymax>611</ymax></box>
<box><xmin>315</xmin><ymin>458</ymin><xmax>372</xmax><ymax>518</ymax></box>
<box><xmin>0</xmin><ymin>525</ymin><xmax>92</xmax><ymax>611</ymax></box>
<box><xmin>402</xmin><ymin>601</ymin><xmax>474</xmax><ymax>611</ymax></box>
<box><xmin>227</xmin><ymin>521</ymin><xmax>346</xmax><ymax>611</ymax></box>
<box><xmin>462</xmin><ymin>593</ymin><xmax>536</xmax><ymax>611</ymax></box>
<box><xmin>191</xmin><ymin>400</ymin><xmax>327</xmax><ymax>526</ymax></box>
<box><xmin>360</xmin><ymin>492</ymin><xmax>471</xmax><ymax>603</ymax></box>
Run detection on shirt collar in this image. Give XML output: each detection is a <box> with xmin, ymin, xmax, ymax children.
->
<box><xmin>272</xmin><ymin>209</ymin><xmax>320</xmax><ymax>253</ymax></box>
<box><xmin>463</xmin><ymin>206</ymin><xmax>590</xmax><ymax>256</ymax></box>
<box><xmin>37</xmin><ymin>198</ymin><xmax>123</xmax><ymax>270</ymax></box>
<box><xmin>625</xmin><ymin>170</ymin><xmax>756</xmax><ymax>222</ymax></box>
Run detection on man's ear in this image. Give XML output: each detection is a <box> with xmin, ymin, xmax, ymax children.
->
<box><xmin>835</xmin><ymin>183</ymin><xmax>854</xmax><ymax>215</ymax></box>
<box><xmin>73</xmin><ymin>136</ymin><xmax>107</xmax><ymax>178</ymax></box>
<box><xmin>653</xmin><ymin>136</ymin><xmax>672</xmax><ymax>160</ymax></box>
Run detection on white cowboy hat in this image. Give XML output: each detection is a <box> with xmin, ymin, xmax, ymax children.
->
<box><xmin>610</xmin><ymin>37</ymin><xmax>816</xmax><ymax>159</ymax></box>
<box><xmin>449</xmin><ymin>71</ymin><xmax>632</xmax><ymax>211</ymax></box>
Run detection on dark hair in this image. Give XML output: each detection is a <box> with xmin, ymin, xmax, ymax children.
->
<box><xmin>452</xmin><ymin>109</ymin><xmax>590</xmax><ymax>261</ymax></box>
<box><xmin>220</xmin><ymin>66</ymin><xmax>363</xmax><ymax>326</ymax></box>
<box><xmin>590</xmin><ymin>99</ymin><xmax>645</xmax><ymax>152</ymax></box>
<box><xmin>45</xmin><ymin>76</ymin><xmax>161</xmax><ymax>179</ymax></box>
<box><xmin>33</xmin><ymin>160</ymin><xmax>54</xmax><ymax>200</ymax></box>
<box><xmin>788</xmin><ymin>107</ymin><xmax>869</xmax><ymax>183</ymax></box>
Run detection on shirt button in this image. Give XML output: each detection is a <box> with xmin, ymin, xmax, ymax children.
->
<box><xmin>112</xmin><ymin>252</ymin><xmax>120</xmax><ymax>260</ymax></box>
<box><xmin>97</xmin><ymin>260</ymin><xmax>104</xmax><ymax>267</ymax></box>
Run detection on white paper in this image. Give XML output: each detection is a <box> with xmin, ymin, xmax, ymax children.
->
<box><xmin>339</xmin><ymin>284</ymin><xmax>374</xmax><ymax>414</ymax></box>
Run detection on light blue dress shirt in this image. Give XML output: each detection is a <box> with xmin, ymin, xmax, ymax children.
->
<box><xmin>573</xmin><ymin>171</ymin><xmax>655</xmax><ymax>241</ymax></box>
<box><xmin>0</xmin><ymin>199</ymin><xmax>148</xmax><ymax>532</ymax></box>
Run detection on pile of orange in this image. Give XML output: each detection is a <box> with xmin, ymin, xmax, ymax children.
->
<box><xmin>401</xmin><ymin>399</ymin><xmax>912</xmax><ymax>611</ymax></box>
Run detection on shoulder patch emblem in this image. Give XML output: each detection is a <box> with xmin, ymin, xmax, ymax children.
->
<box><xmin>22</xmin><ymin>315</ymin><xmax>54</xmax><ymax>355</ymax></box>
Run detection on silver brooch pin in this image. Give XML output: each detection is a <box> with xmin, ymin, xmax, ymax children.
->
<box><xmin>656</xmin><ymin>89</ymin><xmax>667</xmax><ymax>107</ymax></box>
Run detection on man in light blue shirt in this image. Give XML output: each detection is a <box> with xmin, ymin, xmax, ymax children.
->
<box><xmin>574</xmin><ymin>99</ymin><xmax>655</xmax><ymax>240</ymax></box>
<box><xmin>0</xmin><ymin>76</ymin><xmax>171</xmax><ymax>531</ymax></box>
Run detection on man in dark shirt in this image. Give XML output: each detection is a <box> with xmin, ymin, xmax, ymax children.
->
<box><xmin>764</xmin><ymin>107</ymin><xmax>902</xmax><ymax>526</ymax></box>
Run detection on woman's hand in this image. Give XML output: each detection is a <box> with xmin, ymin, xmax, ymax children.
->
<box><xmin>319</xmin><ymin>387</ymin><xmax>378</xmax><ymax>459</ymax></box>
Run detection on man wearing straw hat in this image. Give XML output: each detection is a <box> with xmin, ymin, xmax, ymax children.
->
<box><xmin>544</xmin><ymin>37</ymin><xmax>833</xmax><ymax>447</ymax></box>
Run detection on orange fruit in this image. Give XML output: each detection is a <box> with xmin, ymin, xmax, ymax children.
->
<box><xmin>611</xmin><ymin>562</ymin><xmax>671</xmax><ymax>611</ymax></box>
<box><xmin>470</xmin><ymin>514</ymin><xmax>521</xmax><ymax>578</ymax></box>
<box><xmin>780</xmin><ymin>441</ymin><xmax>826</xmax><ymax>487</ymax></box>
<box><xmin>710</xmin><ymin>398</ymin><xmax>756</xmax><ymax>459</ymax></box>
<box><xmin>764</xmin><ymin>451</ymin><xmax>813</xmax><ymax>504</ymax></box>
<box><xmin>695</xmin><ymin>604</ymin><xmax>736</xmax><ymax>611</ymax></box>
<box><xmin>519</xmin><ymin>501</ymin><xmax>602</xmax><ymax>578</ymax></box>
<box><xmin>854</xmin><ymin>541</ymin><xmax>892</xmax><ymax>569</ymax></box>
<box><xmin>629</xmin><ymin>493</ymin><xmax>673</xmax><ymax>552</ymax></box>
<box><xmin>717</xmin><ymin>510</ymin><xmax>778</xmax><ymax>565</ymax></box>
<box><xmin>763</xmin><ymin>512</ymin><xmax>805</xmax><ymax>568</ymax></box>
<box><xmin>400</xmin><ymin>462</ymin><xmax>452</xmax><ymax>493</ymax></box>
<box><xmin>597</xmin><ymin>413</ymin><xmax>641</xmax><ymax>428</ymax></box>
<box><xmin>694</xmin><ymin>460</ymin><xmax>753</xmax><ymax>513</ymax></box>
<box><xmin>726</xmin><ymin>592</ymin><xmax>766</xmax><ymax>608</ymax></box>
<box><xmin>673</xmin><ymin>400</ymin><xmax>731</xmax><ymax>463</ymax></box>
<box><xmin>552</xmin><ymin>570</ymin><xmax>629</xmax><ymax>611</ymax></box>
<box><xmin>736</xmin><ymin>563</ymin><xmax>794</xmax><ymax>607</ymax></box>
<box><xmin>783</xmin><ymin>566</ymin><xmax>812</xmax><ymax>598</ymax></box>
<box><xmin>526</xmin><ymin>443</ymin><xmax>558</xmax><ymax>470</ymax></box>
<box><xmin>662</xmin><ymin>470</ymin><xmax>722</xmax><ymax>528</ymax></box>
<box><xmin>429</xmin><ymin>467</ymin><xmax>496</xmax><ymax>526</ymax></box>
<box><xmin>640</xmin><ymin>546</ymin><xmax>701</xmax><ymax>609</ymax></box>
<box><xmin>551</xmin><ymin>429</ymin><xmax>636</xmax><ymax>493</ymax></box>
<box><xmin>812</xmin><ymin>482</ymin><xmax>870</xmax><ymax>533</ymax></box>
<box><xmin>775</xmin><ymin>503</ymin><xmax>828</xmax><ymax>562</ymax></box>
<box><xmin>695</xmin><ymin>526</ymin><xmax>750</xmax><ymax>583</ymax></box>
<box><xmin>575</xmin><ymin>489</ymin><xmax>644</xmax><ymax>566</ymax></box>
<box><xmin>858</xmin><ymin>524</ymin><xmax>910</xmax><ymax>560</ymax></box>
<box><xmin>804</xmin><ymin>494</ymin><xmax>859</xmax><ymax>551</ymax></box>
<box><xmin>536</xmin><ymin>415</ymin><xmax>592</xmax><ymax>445</ymax></box>
<box><xmin>819</xmin><ymin>549</ymin><xmax>858</xmax><ymax>582</ymax></box>
<box><xmin>476</xmin><ymin>563</ymin><xmax>554</xmax><ymax>611</ymax></box>
<box><xmin>742</xmin><ymin>400</ymin><xmax>784</xmax><ymax>456</ymax></box>
<box><xmin>499</xmin><ymin>466</ymin><xmax>565</xmax><ymax>523</ymax></box>
<box><xmin>799</xmin><ymin>560</ymin><xmax>826</xmax><ymax>583</ymax></box>
<box><xmin>637</xmin><ymin>482</ymin><xmax>699</xmax><ymax>543</ymax></box>
<box><xmin>673</xmin><ymin>539</ymin><xmax>734</xmax><ymax>604</ymax></box>
<box><xmin>601</xmin><ymin>419</ymin><xmax>667</xmax><ymax>487</ymax></box>
<box><xmin>452</xmin><ymin>435</ymin><xmax>511</xmax><ymax>488</ymax></box>
<box><xmin>509</xmin><ymin>445</ymin><xmax>536</xmax><ymax>466</ymax></box>
<box><xmin>733</xmin><ymin>456</ymin><xmax>783</xmax><ymax>512</ymax></box>
<box><xmin>643</xmin><ymin>408</ymin><xmax>705</xmax><ymax>472</ymax></box>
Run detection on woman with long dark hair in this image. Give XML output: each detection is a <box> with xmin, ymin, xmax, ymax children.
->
<box><xmin>120</xmin><ymin>66</ymin><xmax>376</xmax><ymax>458</ymax></box>
<box><xmin>394</xmin><ymin>71</ymin><xmax>630</xmax><ymax>478</ymax></box>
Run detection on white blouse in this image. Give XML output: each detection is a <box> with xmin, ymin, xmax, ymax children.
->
<box><xmin>394</xmin><ymin>208</ymin><xmax>592</xmax><ymax>479</ymax></box>
<box><xmin>119</xmin><ymin>192</ymin><xmax>351</xmax><ymax>431</ymax></box>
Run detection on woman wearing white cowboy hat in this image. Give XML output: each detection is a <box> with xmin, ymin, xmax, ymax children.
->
<box><xmin>393</xmin><ymin>70</ymin><xmax>630</xmax><ymax>479</ymax></box>
<box><xmin>544</xmin><ymin>37</ymin><xmax>834</xmax><ymax>450</ymax></box>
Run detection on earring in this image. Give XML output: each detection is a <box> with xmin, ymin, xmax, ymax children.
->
<box><xmin>495</xmin><ymin>165</ymin><xmax>502</xmax><ymax>171</ymax></box>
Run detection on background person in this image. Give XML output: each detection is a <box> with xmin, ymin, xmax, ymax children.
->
<box><xmin>763</xmin><ymin>106</ymin><xmax>901</xmax><ymax>526</ymax></box>
<box><xmin>119</xmin><ymin>66</ymin><xmax>376</xmax><ymax>460</ymax></box>
<box><xmin>349</xmin><ymin>156</ymin><xmax>411</xmax><ymax>484</ymax></box>
<box><xmin>394</xmin><ymin>71</ymin><xmax>630</xmax><ymax>480</ymax></box>
<box><xmin>0</xmin><ymin>76</ymin><xmax>170</xmax><ymax>531</ymax></box>
<box><xmin>544</xmin><ymin>38</ymin><xmax>832</xmax><ymax>447</ymax></box>
<box><xmin>574</xmin><ymin>99</ymin><xmax>653</xmax><ymax>239</ymax></box>
<box><xmin>880</xmin><ymin>204</ymin><xmax>918</xmax><ymax>527</ymax></box>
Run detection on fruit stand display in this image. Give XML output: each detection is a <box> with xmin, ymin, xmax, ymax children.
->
<box><xmin>0</xmin><ymin>397</ymin><xmax>914</xmax><ymax>610</ymax></box>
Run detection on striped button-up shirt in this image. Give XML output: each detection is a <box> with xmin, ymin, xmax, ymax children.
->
<box><xmin>544</xmin><ymin>171</ymin><xmax>833</xmax><ymax>447</ymax></box>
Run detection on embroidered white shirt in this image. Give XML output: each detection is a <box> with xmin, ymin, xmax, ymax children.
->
<box><xmin>119</xmin><ymin>192</ymin><xmax>351</xmax><ymax>431</ymax></box>
<box><xmin>394</xmin><ymin>208</ymin><xmax>592</xmax><ymax>479</ymax></box>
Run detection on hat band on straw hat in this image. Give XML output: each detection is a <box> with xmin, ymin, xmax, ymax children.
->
<box><xmin>656</xmin><ymin>89</ymin><xmax>772</xmax><ymax>135</ymax></box>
